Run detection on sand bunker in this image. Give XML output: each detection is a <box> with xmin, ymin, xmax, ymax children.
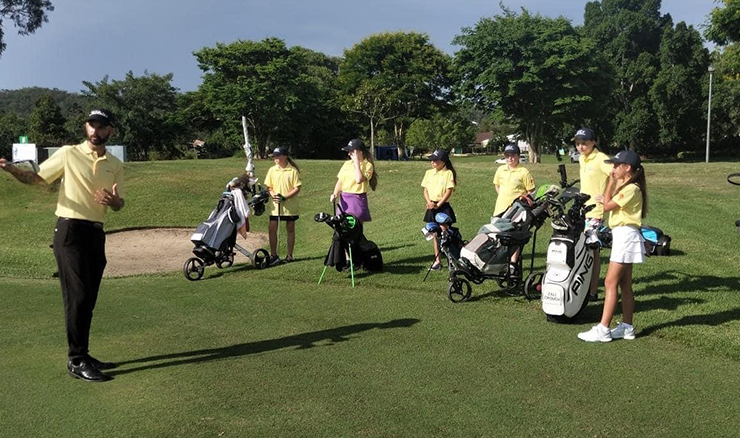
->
<box><xmin>103</xmin><ymin>228</ymin><xmax>268</xmax><ymax>277</ymax></box>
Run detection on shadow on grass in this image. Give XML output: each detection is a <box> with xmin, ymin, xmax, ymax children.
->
<box><xmin>109</xmin><ymin>318</ymin><xmax>420</xmax><ymax>376</ymax></box>
<box><xmin>640</xmin><ymin>307</ymin><xmax>740</xmax><ymax>337</ymax></box>
<box><xmin>637</xmin><ymin>271</ymin><xmax>740</xmax><ymax>296</ymax></box>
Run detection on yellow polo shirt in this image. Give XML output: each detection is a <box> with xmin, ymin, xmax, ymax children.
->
<box><xmin>263</xmin><ymin>164</ymin><xmax>302</xmax><ymax>216</ymax></box>
<box><xmin>421</xmin><ymin>167</ymin><xmax>455</xmax><ymax>201</ymax></box>
<box><xmin>493</xmin><ymin>165</ymin><xmax>535</xmax><ymax>216</ymax></box>
<box><xmin>579</xmin><ymin>150</ymin><xmax>612</xmax><ymax>219</ymax></box>
<box><xmin>609</xmin><ymin>183</ymin><xmax>643</xmax><ymax>228</ymax></box>
<box><xmin>337</xmin><ymin>159</ymin><xmax>374</xmax><ymax>194</ymax></box>
<box><xmin>37</xmin><ymin>142</ymin><xmax>124</xmax><ymax>223</ymax></box>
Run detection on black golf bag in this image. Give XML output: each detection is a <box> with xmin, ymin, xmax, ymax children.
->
<box><xmin>316</xmin><ymin>210</ymin><xmax>383</xmax><ymax>272</ymax></box>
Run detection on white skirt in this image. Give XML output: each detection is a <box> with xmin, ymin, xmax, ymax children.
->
<box><xmin>610</xmin><ymin>226</ymin><xmax>645</xmax><ymax>264</ymax></box>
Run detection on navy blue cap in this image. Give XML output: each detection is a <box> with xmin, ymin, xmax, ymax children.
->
<box><xmin>272</xmin><ymin>147</ymin><xmax>288</xmax><ymax>156</ymax></box>
<box><xmin>605</xmin><ymin>150</ymin><xmax>641</xmax><ymax>168</ymax></box>
<box><xmin>504</xmin><ymin>143</ymin><xmax>520</xmax><ymax>155</ymax></box>
<box><xmin>342</xmin><ymin>138</ymin><xmax>365</xmax><ymax>152</ymax></box>
<box><xmin>87</xmin><ymin>108</ymin><xmax>115</xmax><ymax>127</ymax></box>
<box><xmin>574</xmin><ymin>128</ymin><xmax>596</xmax><ymax>141</ymax></box>
<box><xmin>428</xmin><ymin>149</ymin><xmax>449</xmax><ymax>161</ymax></box>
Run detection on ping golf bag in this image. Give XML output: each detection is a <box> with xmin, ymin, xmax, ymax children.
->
<box><xmin>539</xmin><ymin>188</ymin><xmax>598</xmax><ymax>323</ymax></box>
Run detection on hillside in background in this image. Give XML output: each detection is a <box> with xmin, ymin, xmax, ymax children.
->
<box><xmin>0</xmin><ymin>87</ymin><xmax>90</xmax><ymax>117</ymax></box>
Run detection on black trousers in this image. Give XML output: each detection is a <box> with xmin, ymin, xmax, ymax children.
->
<box><xmin>53</xmin><ymin>218</ymin><xmax>107</xmax><ymax>361</ymax></box>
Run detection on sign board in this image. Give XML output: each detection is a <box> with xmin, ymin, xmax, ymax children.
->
<box><xmin>12</xmin><ymin>143</ymin><xmax>37</xmax><ymax>163</ymax></box>
<box><xmin>107</xmin><ymin>145</ymin><xmax>127</xmax><ymax>162</ymax></box>
<box><xmin>43</xmin><ymin>145</ymin><xmax>127</xmax><ymax>163</ymax></box>
<box><xmin>19</xmin><ymin>136</ymin><xmax>28</xmax><ymax>144</ymax></box>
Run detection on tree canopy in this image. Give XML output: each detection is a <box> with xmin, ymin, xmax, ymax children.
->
<box><xmin>0</xmin><ymin>0</ymin><xmax>54</xmax><ymax>58</ymax></box>
<box><xmin>340</xmin><ymin>32</ymin><xmax>451</xmax><ymax>156</ymax></box>
<box><xmin>83</xmin><ymin>71</ymin><xmax>181</xmax><ymax>160</ymax></box>
<box><xmin>454</xmin><ymin>7</ymin><xmax>606</xmax><ymax>162</ymax></box>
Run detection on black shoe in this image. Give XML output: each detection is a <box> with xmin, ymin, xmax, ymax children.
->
<box><xmin>87</xmin><ymin>356</ymin><xmax>117</xmax><ymax>370</ymax></box>
<box><xmin>67</xmin><ymin>360</ymin><xmax>113</xmax><ymax>382</ymax></box>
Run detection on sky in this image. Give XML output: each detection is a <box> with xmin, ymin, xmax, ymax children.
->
<box><xmin>0</xmin><ymin>0</ymin><xmax>718</xmax><ymax>93</ymax></box>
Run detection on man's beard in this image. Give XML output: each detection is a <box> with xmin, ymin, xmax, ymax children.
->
<box><xmin>89</xmin><ymin>133</ymin><xmax>111</xmax><ymax>146</ymax></box>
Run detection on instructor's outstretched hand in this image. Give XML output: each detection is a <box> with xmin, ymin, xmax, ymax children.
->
<box><xmin>95</xmin><ymin>183</ymin><xmax>124</xmax><ymax>211</ymax></box>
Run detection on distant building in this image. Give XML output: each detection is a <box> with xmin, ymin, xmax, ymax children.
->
<box><xmin>506</xmin><ymin>135</ymin><xmax>530</xmax><ymax>152</ymax></box>
<box><xmin>475</xmin><ymin>132</ymin><xmax>493</xmax><ymax>148</ymax></box>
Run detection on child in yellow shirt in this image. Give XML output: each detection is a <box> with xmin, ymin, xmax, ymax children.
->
<box><xmin>575</xmin><ymin>128</ymin><xmax>612</xmax><ymax>299</ymax></box>
<box><xmin>421</xmin><ymin>149</ymin><xmax>457</xmax><ymax>270</ymax></box>
<box><xmin>578</xmin><ymin>150</ymin><xmax>647</xmax><ymax>343</ymax></box>
<box><xmin>493</xmin><ymin>143</ymin><xmax>535</xmax><ymax>216</ymax></box>
<box><xmin>264</xmin><ymin>147</ymin><xmax>302</xmax><ymax>266</ymax></box>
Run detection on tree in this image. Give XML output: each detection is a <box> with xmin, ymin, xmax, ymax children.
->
<box><xmin>705</xmin><ymin>0</ymin><xmax>740</xmax><ymax>45</ymax></box>
<box><xmin>83</xmin><ymin>71</ymin><xmax>181</xmax><ymax>160</ymax></box>
<box><xmin>195</xmin><ymin>38</ymin><xmax>312</xmax><ymax>158</ymax></box>
<box><xmin>406</xmin><ymin>112</ymin><xmax>476</xmax><ymax>154</ymax></box>
<box><xmin>454</xmin><ymin>7</ymin><xmax>605</xmax><ymax>162</ymax></box>
<box><xmin>27</xmin><ymin>94</ymin><xmax>66</xmax><ymax>148</ymax></box>
<box><xmin>339</xmin><ymin>32</ymin><xmax>451</xmax><ymax>158</ymax></box>
<box><xmin>649</xmin><ymin>22</ymin><xmax>709</xmax><ymax>155</ymax></box>
<box><xmin>582</xmin><ymin>0</ymin><xmax>670</xmax><ymax>152</ymax></box>
<box><xmin>0</xmin><ymin>111</ymin><xmax>26</xmax><ymax>158</ymax></box>
<box><xmin>704</xmin><ymin>0</ymin><xmax>740</xmax><ymax>155</ymax></box>
<box><xmin>0</xmin><ymin>0</ymin><xmax>54</xmax><ymax>58</ymax></box>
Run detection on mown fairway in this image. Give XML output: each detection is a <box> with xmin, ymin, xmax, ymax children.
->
<box><xmin>1</xmin><ymin>156</ymin><xmax>739</xmax><ymax>437</ymax></box>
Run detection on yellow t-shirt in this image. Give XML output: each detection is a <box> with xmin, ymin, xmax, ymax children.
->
<box><xmin>37</xmin><ymin>142</ymin><xmax>124</xmax><ymax>223</ymax></box>
<box><xmin>493</xmin><ymin>165</ymin><xmax>535</xmax><ymax>216</ymax></box>
<box><xmin>263</xmin><ymin>164</ymin><xmax>302</xmax><ymax>216</ymax></box>
<box><xmin>421</xmin><ymin>167</ymin><xmax>455</xmax><ymax>201</ymax></box>
<box><xmin>609</xmin><ymin>183</ymin><xmax>643</xmax><ymax>228</ymax></box>
<box><xmin>337</xmin><ymin>159</ymin><xmax>374</xmax><ymax>194</ymax></box>
<box><xmin>579</xmin><ymin>150</ymin><xmax>612</xmax><ymax>220</ymax></box>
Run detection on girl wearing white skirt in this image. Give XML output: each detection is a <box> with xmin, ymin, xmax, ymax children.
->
<box><xmin>578</xmin><ymin>150</ymin><xmax>647</xmax><ymax>343</ymax></box>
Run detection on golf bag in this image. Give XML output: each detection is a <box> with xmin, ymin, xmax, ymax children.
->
<box><xmin>540</xmin><ymin>188</ymin><xmax>598</xmax><ymax>323</ymax></box>
<box><xmin>597</xmin><ymin>225</ymin><xmax>671</xmax><ymax>256</ymax></box>
<box><xmin>191</xmin><ymin>193</ymin><xmax>240</xmax><ymax>259</ymax></box>
<box><xmin>316</xmin><ymin>209</ymin><xmax>383</xmax><ymax>273</ymax></box>
<box><xmin>183</xmin><ymin>180</ymin><xmax>270</xmax><ymax>281</ymax></box>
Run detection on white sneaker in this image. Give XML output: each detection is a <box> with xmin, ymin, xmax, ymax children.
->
<box><xmin>577</xmin><ymin>324</ymin><xmax>612</xmax><ymax>343</ymax></box>
<box><xmin>610</xmin><ymin>322</ymin><xmax>635</xmax><ymax>340</ymax></box>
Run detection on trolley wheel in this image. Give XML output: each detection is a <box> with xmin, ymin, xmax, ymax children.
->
<box><xmin>183</xmin><ymin>257</ymin><xmax>205</xmax><ymax>281</ymax></box>
<box><xmin>523</xmin><ymin>272</ymin><xmax>544</xmax><ymax>300</ymax></box>
<box><xmin>216</xmin><ymin>253</ymin><xmax>234</xmax><ymax>269</ymax></box>
<box><xmin>253</xmin><ymin>249</ymin><xmax>270</xmax><ymax>270</ymax></box>
<box><xmin>447</xmin><ymin>276</ymin><xmax>472</xmax><ymax>303</ymax></box>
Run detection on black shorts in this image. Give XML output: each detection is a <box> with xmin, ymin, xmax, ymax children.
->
<box><xmin>423</xmin><ymin>203</ymin><xmax>456</xmax><ymax>223</ymax></box>
<box><xmin>269</xmin><ymin>215</ymin><xmax>299</xmax><ymax>222</ymax></box>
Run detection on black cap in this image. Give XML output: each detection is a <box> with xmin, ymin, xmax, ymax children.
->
<box><xmin>342</xmin><ymin>138</ymin><xmax>365</xmax><ymax>152</ymax></box>
<box><xmin>86</xmin><ymin>108</ymin><xmax>115</xmax><ymax>127</ymax></box>
<box><xmin>428</xmin><ymin>149</ymin><xmax>449</xmax><ymax>161</ymax></box>
<box><xmin>504</xmin><ymin>143</ymin><xmax>520</xmax><ymax>155</ymax></box>
<box><xmin>573</xmin><ymin>128</ymin><xmax>596</xmax><ymax>141</ymax></box>
<box><xmin>271</xmin><ymin>147</ymin><xmax>288</xmax><ymax>156</ymax></box>
<box><xmin>605</xmin><ymin>150</ymin><xmax>641</xmax><ymax>168</ymax></box>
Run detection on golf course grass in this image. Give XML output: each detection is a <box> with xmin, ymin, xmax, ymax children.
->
<box><xmin>1</xmin><ymin>155</ymin><xmax>739</xmax><ymax>437</ymax></box>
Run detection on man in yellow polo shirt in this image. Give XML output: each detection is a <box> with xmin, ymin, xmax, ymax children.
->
<box><xmin>0</xmin><ymin>108</ymin><xmax>124</xmax><ymax>382</ymax></box>
<box><xmin>493</xmin><ymin>143</ymin><xmax>535</xmax><ymax>216</ymax></box>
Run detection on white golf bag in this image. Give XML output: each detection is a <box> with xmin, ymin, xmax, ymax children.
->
<box><xmin>539</xmin><ymin>189</ymin><xmax>598</xmax><ymax>323</ymax></box>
